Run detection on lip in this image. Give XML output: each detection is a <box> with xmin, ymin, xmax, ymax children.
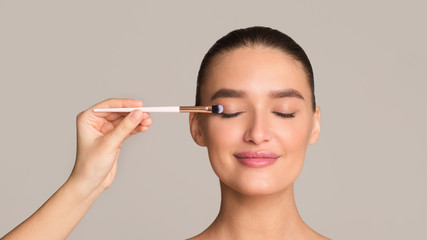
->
<box><xmin>234</xmin><ymin>150</ymin><xmax>280</xmax><ymax>168</ymax></box>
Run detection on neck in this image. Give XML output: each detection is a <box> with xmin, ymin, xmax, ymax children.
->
<box><xmin>203</xmin><ymin>181</ymin><xmax>311</xmax><ymax>240</ymax></box>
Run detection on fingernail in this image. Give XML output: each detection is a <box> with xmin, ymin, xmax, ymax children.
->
<box><xmin>131</xmin><ymin>110</ymin><xmax>143</xmax><ymax>123</ymax></box>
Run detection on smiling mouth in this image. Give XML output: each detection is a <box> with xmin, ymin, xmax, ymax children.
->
<box><xmin>234</xmin><ymin>150</ymin><xmax>280</xmax><ymax>168</ymax></box>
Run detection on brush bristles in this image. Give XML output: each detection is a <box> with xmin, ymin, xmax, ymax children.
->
<box><xmin>212</xmin><ymin>105</ymin><xmax>224</xmax><ymax>114</ymax></box>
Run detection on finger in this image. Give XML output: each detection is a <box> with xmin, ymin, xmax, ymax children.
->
<box><xmin>129</xmin><ymin>129</ymin><xmax>139</xmax><ymax>136</ymax></box>
<box><xmin>125</xmin><ymin>125</ymin><xmax>150</xmax><ymax>139</ymax></box>
<box><xmin>111</xmin><ymin>116</ymin><xmax>126</xmax><ymax>128</ymax></box>
<box><xmin>139</xmin><ymin>117</ymin><xmax>153</xmax><ymax>127</ymax></box>
<box><xmin>104</xmin><ymin>112</ymin><xmax>130</xmax><ymax>121</ymax></box>
<box><xmin>105</xmin><ymin>110</ymin><xmax>148</xmax><ymax>122</ymax></box>
<box><xmin>100</xmin><ymin>120</ymin><xmax>115</xmax><ymax>135</ymax></box>
<box><xmin>105</xmin><ymin>113</ymin><xmax>152</xmax><ymax>138</ymax></box>
<box><xmin>103</xmin><ymin>110</ymin><xmax>144</xmax><ymax>148</ymax></box>
<box><xmin>135</xmin><ymin>125</ymin><xmax>150</xmax><ymax>132</ymax></box>
<box><xmin>129</xmin><ymin>117</ymin><xmax>153</xmax><ymax>135</ymax></box>
<box><xmin>113</xmin><ymin>112</ymin><xmax>149</xmax><ymax>123</ymax></box>
<box><xmin>100</xmin><ymin>115</ymin><xmax>145</xmax><ymax>135</ymax></box>
<box><xmin>110</xmin><ymin>113</ymin><xmax>150</xmax><ymax>128</ymax></box>
<box><xmin>126</xmin><ymin>118</ymin><xmax>153</xmax><ymax>137</ymax></box>
<box><xmin>140</xmin><ymin>126</ymin><xmax>149</xmax><ymax>132</ymax></box>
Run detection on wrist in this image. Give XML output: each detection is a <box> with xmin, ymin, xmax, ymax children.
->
<box><xmin>65</xmin><ymin>175</ymin><xmax>104</xmax><ymax>202</ymax></box>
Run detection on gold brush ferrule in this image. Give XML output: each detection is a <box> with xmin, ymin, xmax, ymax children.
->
<box><xmin>179</xmin><ymin>106</ymin><xmax>212</xmax><ymax>113</ymax></box>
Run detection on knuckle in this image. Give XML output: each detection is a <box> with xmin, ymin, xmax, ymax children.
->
<box><xmin>76</xmin><ymin>111</ymin><xmax>86</xmax><ymax>122</ymax></box>
<box><xmin>122</xmin><ymin>117</ymin><xmax>136</xmax><ymax>130</ymax></box>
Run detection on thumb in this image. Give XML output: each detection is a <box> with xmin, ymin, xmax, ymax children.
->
<box><xmin>104</xmin><ymin>110</ymin><xmax>143</xmax><ymax>148</ymax></box>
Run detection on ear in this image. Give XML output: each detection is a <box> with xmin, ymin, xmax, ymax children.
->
<box><xmin>309</xmin><ymin>106</ymin><xmax>321</xmax><ymax>145</ymax></box>
<box><xmin>189</xmin><ymin>112</ymin><xmax>207</xmax><ymax>147</ymax></box>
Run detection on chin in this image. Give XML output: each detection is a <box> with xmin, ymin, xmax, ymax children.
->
<box><xmin>223</xmin><ymin>172</ymin><xmax>293</xmax><ymax>197</ymax></box>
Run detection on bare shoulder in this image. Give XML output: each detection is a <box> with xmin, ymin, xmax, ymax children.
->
<box><xmin>186</xmin><ymin>230</ymin><xmax>213</xmax><ymax>240</ymax></box>
<box><xmin>186</xmin><ymin>234</ymin><xmax>203</xmax><ymax>240</ymax></box>
<box><xmin>305</xmin><ymin>226</ymin><xmax>331</xmax><ymax>240</ymax></box>
<box><xmin>319</xmin><ymin>235</ymin><xmax>331</xmax><ymax>240</ymax></box>
<box><xmin>312</xmin><ymin>231</ymin><xmax>331</xmax><ymax>240</ymax></box>
<box><xmin>187</xmin><ymin>233</ymin><xmax>331</xmax><ymax>240</ymax></box>
<box><xmin>186</xmin><ymin>227</ymin><xmax>330</xmax><ymax>240</ymax></box>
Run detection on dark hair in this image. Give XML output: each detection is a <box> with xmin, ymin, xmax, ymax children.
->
<box><xmin>195</xmin><ymin>26</ymin><xmax>316</xmax><ymax>111</ymax></box>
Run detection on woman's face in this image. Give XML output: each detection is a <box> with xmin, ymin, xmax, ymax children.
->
<box><xmin>190</xmin><ymin>47</ymin><xmax>320</xmax><ymax>196</ymax></box>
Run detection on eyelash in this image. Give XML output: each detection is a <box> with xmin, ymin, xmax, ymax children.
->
<box><xmin>220</xmin><ymin>112</ymin><xmax>242</xmax><ymax>118</ymax></box>
<box><xmin>220</xmin><ymin>112</ymin><xmax>295</xmax><ymax>119</ymax></box>
<box><xmin>273</xmin><ymin>112</ymin><xmax>295</xmax><ymax>118</ymax></box>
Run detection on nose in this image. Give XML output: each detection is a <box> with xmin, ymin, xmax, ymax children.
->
<box><xmin>243</xmin><ymin>110</ymin><xmax>273</xmax><ymax>145</ymax></box>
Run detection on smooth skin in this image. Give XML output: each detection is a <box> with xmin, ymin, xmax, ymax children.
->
<box><xmin>188</xmin><ymin>47</ymin><xmax>328</xmax><ymax>239</ymax></box>
<box><xmin>1</xmin><ymin>98</ymin><xmax>152</xmax><ymax>240</ymax></box>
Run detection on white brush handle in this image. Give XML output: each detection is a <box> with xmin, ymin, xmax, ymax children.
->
<box><xmin>93</xmin><ymin>106</ymin><xmax>180</xmax><ymax>113</ymax></box>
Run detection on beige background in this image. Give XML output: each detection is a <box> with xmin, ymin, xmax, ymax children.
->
<box><xmin>1</xmin><ymin>0</ymin><xmax>426</xmax><ymax>239</ymax></box>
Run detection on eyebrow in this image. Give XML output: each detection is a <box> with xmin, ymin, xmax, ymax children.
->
<box><xmin>210</xmin><ymin>88</ymin><xmax>305</xmax><ymax>101</ymax></box>
<box><xmin>210</xmin><ymin>88</ymin><xmax>246</xmax><ymax>100</ymax></box>
<box><xmin>269</xmin><ymin>89</ymin><xmax>304</xmax><ymax>100</ymax></box>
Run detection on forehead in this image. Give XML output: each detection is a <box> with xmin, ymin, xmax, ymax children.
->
<box><xmin>202</xmin><ymin>47</ymin><xmax>310</xmax><ymax>102</ymax></box>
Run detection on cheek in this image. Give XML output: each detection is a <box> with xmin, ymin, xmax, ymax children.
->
<box><xmin>273</xmin><ymin>116</ymin><xmax>312</xmax><ymax>181</ymax></box>
<box><xmin>278</xmin><ymin>121</ymin><xmax>311</xmax><ymax>152</ymax></box>
<box><xmin>203</xmin><ymin>117</ymin><xmax>242</xmax><ymax>147</ymax></box>
<box><xmin>202</xmin><ymin>117</ymin><xmax>243</xmax><ymax>175</ymax></box>
<box><xmin>273</xmin><ymin>111</ymin><xmax>313</xmax><ymax>151</ymax></box>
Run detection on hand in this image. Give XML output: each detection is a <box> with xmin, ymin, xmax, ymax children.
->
<box><xmin>69</xmin><ymin>98</ymin><xmax>152</xmax><ymax>194</ymax></box>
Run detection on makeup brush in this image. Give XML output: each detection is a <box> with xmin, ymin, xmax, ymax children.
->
<box><xmin>93</xmin><ymin>105</ymin><xmax>224</xmax><ymax>114</ymax></box>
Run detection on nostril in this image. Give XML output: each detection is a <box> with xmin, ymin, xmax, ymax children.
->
<box><xmin>243</xmin><ymin>124</ymin><xmax>272</xmax><ymax>144</ymax></box>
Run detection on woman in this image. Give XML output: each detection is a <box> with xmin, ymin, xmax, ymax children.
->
<box><xmin>1</xmin><ymin>26</ymin><xmax>328</xmax><ymax>239</ymax></box>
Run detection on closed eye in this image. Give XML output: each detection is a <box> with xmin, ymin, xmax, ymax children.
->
<box><xmin>220</xmin><ymin>112</ymin><xmax>243</xmax><ymax>118</ymax></box>
<box><xmin>220</xmin><ymin>112</ymin><xmax>294</xmax><ymax>119</ymax></box>
<box><xmin>273</xmin><ymin>112</ymin><xmax>295</xmax><ymax>118</ymax></box>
